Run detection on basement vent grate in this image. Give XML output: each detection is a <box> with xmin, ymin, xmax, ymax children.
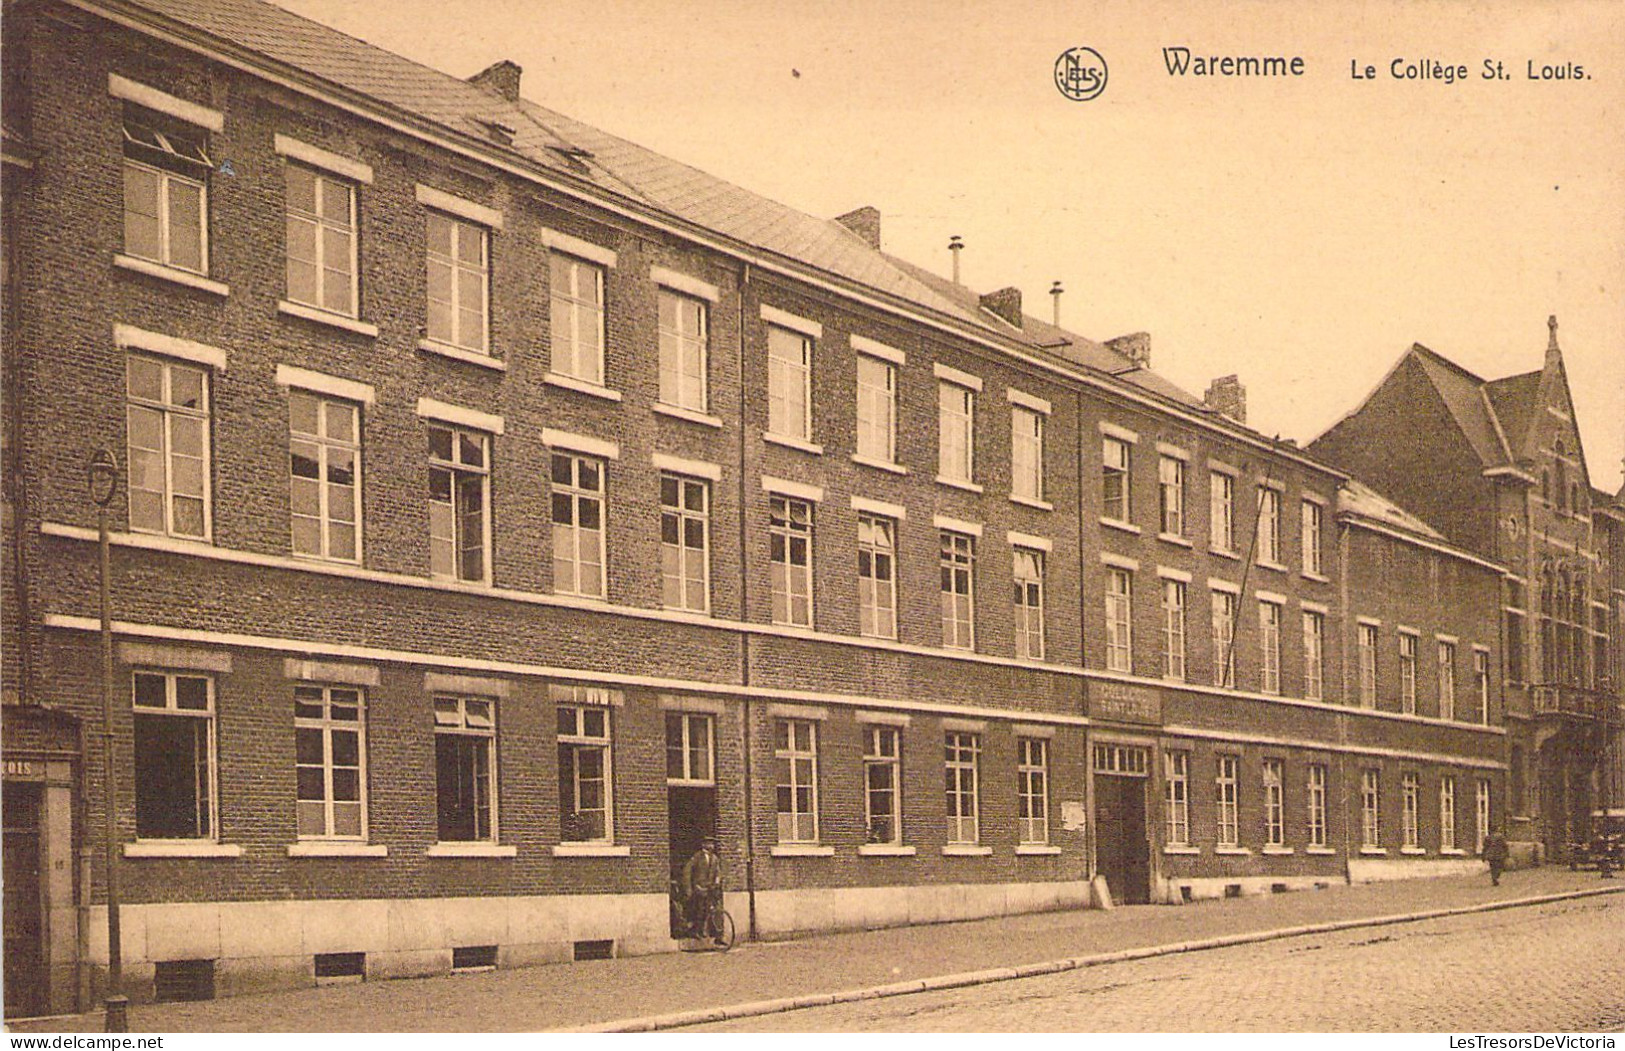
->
<box><xmin>153</xmin><ymin>959</ymin><xmax>215</xmax><ymax>1003</ymax></box>
<box><xmin>573</xmin><ymin>939</ymin><xmax>614</xmax><ymax>961</ymax></box>
<box><xmin>1271</xmin><ymin>883</ymin><xmax>1290</xmax><ymax>894</ymax></box>
<box><xmin>314</xmin><ymin>951</ymin><xmax>366</xmax><ymax>981</ymax></box>
<box><xmin>452</xmin><ymin>945</ymin><xmax>498</xmax><ymax>971</ymax></box>
<box><xmin>1223</xmin><ymin>884</ymin><xmax>1243</xmax><ymax>898</ymax></box>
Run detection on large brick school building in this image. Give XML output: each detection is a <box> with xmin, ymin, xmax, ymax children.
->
<box><xmin>3</xmin><ymin>0</ymin><xmax>1618</xmax><ymax>1015</ymax></box>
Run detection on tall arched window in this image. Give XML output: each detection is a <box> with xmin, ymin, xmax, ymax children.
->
<box><xmin>1554</xmin><ymin>440</ymin><xmax>1568</xmax><ymax>512</ymax></box>
<box><xmin>1539</xmin><ymin>568</ymin><xmax>1555</xmax><ymax>683</ymax></box>
<box><xmin>1571</xmin><ymin>583</ymin><xmax>1587</xmax><ymax>687</ymax></box>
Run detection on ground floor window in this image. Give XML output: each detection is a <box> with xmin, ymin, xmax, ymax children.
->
<box><xmin>1361</xmin><ymin>769</ymin><xmax>1381</xmax><ymax>849</ymax></box>
<box><xmin>1440</xmin><ymin>776</ymin><xmax>1456</xmax><ymax>851</ymax></box>
<box><xmin>945</xmin><ymin>731</ymin><xmax>981</xmax><ymax>844</ymax></box>
<box><xmin>1475</xmin><ymin>779</ymin><xmax>1491</xmax><ymax>853</ymax></box>
<box><xmin>1402</xmin><ymin>772</ymin><xmax>1420</xmax><ymax>850</ymax></box>
<box><xmin>864</xmin><ymin>724</ymin><xmax>902</xmax><ymax>845</ymax></box>
<box><xmin>1307</xmin><ymin>764</ymin><xmax>1328</xmax><ymax>848</ymax></box>
<box><xmin>1215</xmin><ymin>755</ymin><xmax>1239</xmax><ymax>848</ymax></box>
<box><xmin>434</xmin><ymin>695</ymin><xmax>496</xmax><ymax>843</ymax></box>
<box><xmin>1017</xmin><ymin>737</ymin><xmax>1049</xmax><ymax>845</ymax></box>
<box><xmin>556</xmin><ymin>691</ymin><xmax>616</xmax><ymax>843</ymax></box>
<box><xmin>775</xmin><ymin>718</ymin><xmax>819</xmax><ymax>843</ymax></box>
<box><xmin>133</xmin><ymin>671</ymin><xmax>215</xmax><ymax>839</ymax></box>
<box><xmin>294</xmin><ymin>684</ymin><xmax>365</xmax><ymax>840</ymax></box>
<box><xmin>1262</xmin><ymin>758</ymin><xmax>1284</xmax><ymax>847</ymax></box>
<box><xmin>1164</xmin><ymin>751</ymin><xmax>1190</xmax><ymax>847</ymax></box>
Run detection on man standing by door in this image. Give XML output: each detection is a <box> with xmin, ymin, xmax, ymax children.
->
<box><xmin>681</xmin><ymin>836</ymin><xmax>723</xmax><ymax>942</ymax></box>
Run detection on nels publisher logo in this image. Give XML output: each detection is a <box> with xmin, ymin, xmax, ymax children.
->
<box><xmin>1055</xmin><ymin>46</ymin><xmax>1108</xmax><ymax>100</ymax></box>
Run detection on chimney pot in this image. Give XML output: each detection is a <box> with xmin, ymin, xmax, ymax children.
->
<box><xmin>469</xmin><ymin>60</ymin><xmax>523</xmax><ymax>102</ymax></box>
<box><xmin>1107</xmin><ymin>332</ymin><xmax>1151</xmax><ymax>369</ymax></box>
<box><xmin>1049</xmin><ymin>281</ymin><xmax>1064</xmax><ymax>327</ymax></box>
<box><xmin>980</xmin><ymin>287</ymin><xmax>1023</xmax><ymax>329</ymax></box>
<box><xmin>834</xmin><ymin>206</ymin><xmax>881</xmax><ymax>250</ymax></box>
<box><xmin>948</xmin><ymin>235</ymin><xmax>964</xmax><ymax>285</ymax></box>
<box><xmin>1204</xmin><ymin>375</ymin><xmax>1247</xmax><ymax>424</ymax></box>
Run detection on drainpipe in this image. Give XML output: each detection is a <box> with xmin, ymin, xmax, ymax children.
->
<box><xmin>1337</xmin><ymin>518</ymin><xmax>1354</xmax><ymax>883</ymax></box>
<box><xmin>1076</xmin><ymin>387</ymin><xmax>1095</xmax><ymax>887</ymax></box>
<box><xmin>736</xmin><ymin>262</ymin><xmax>758</xmax><ymax>940</ymax></box>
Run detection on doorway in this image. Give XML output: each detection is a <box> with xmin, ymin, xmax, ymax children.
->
<box><xmin>1093</xmin><ymin>742</ymin><xmax>1151</xmax><ymax>905</ymax></box>
<box><xmin>4</xmin><ymin>781</ymin><xmax>45</xmax><ymax>1018</ymax></box>
<box><xmin>665</xmin><ymin>710</ymin><xmax>718</xmax><ymax>937</ymax></box>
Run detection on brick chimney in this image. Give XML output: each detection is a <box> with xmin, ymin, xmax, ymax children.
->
<box><xmin>1106</xmin><ymin>332</ymin><xmax>1151</xmax><ymax>369</ymax></box>
<box><xmin>469</xmin><ymin>60</ymin><xmax>523</xmax><ymax>102</ymax></box>
<box><xmin>1204</xmin><ymin>375</ymin><xmax>1247</xmax><ymax>424</ymax></box>
<box><xmin>980</xmin><ymin>287</ymin><xmax>1023</xmax><ymax>329</ymax></box>
<box><xmin>834</xmin><ymin>206</ymin><xmax>881</xmax><ymax>250</ymax></box>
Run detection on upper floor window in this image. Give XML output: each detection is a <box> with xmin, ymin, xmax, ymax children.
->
<box><xmin>133</xmin><ymin>670</ymin><xmax>216</xmax><ymax>840</ymax></box>
<box><xmin>285</xmin><ymin>164</ymin><xmax>358</xmax><ymax>317</ymax></box>
<box><xmin>1210</xmin><ymin>471</ymin><xmax>1235</xmax><ymax>553</ymax></box>
<box><xmin>1105</xmin><ymin>567</ymin><xmax>1134</xmax><ymax>673</ymax></box>
<box><xmin>1013</xmin><ymin>547</ymin><xmax>1046</xmax><ymax>661</ymax></box>
<box><xmin>127</xmin><ymin>355</ymin><xmax>210</xmax><ymax>540</ymax></box>
<box><xmin>1358</xmin><ymin>623</ymin><xmax>1379</xmax><ymax>707</ymax></box>
<box><xmin>1011</xmin><ymin>406</ymin><xmax>1045</xmax><ymax>503</ymax></box>
<box><xmin>857</xmin><ymin>513</ymin><xmax>898</xmax><ymax>639</ymax></box>
<box><xmin>1211</xmin><ymin>589</ymin><xmax>1237</xmax><ymax>688</ymax></box>
<box><xmin>294</xmin><ymin>684</ymin><xmax>366</xmax><ymax>840</ymax></box>
<box><xmin>549</xmin><ymin>254</ymin><xmax>606</xmax><ymax>385</ymax></box>
<box><xmin>941</xmin><ymin>531</ymin><xmax>976</xmax><ymax>650</ymax></box>
<box><xmin>551</xmin><ymin>453</ymin><xmax>607</xmax><ymax>599</ymax></box>
<box><xmin>1256</xmin><ymin>486</ymin><xmax>1281</xmax><ymax>565</ymax></box>
<box><xmin>658</xmin><ymin>290</ymin><xmax>709</xmax><ymax>412</ymax></box>
<box><xmin>1161</xmin><ymin>578</ymin><xmax>1187</xmax><ymax>682</ymax></box>
<box><xmin>1259</xmin><ymin>600</ymin><xmax>1282</xmax><ymax>694</ymax></box>
<box><xmin>767</xmin><ymin>326</ymin><xmax>813</xmax><ymax>442</ymax></box>
<box><xmin>769</xmin><ymin>495</ymin><xmax>814</xmax><ymax>627</ymax></box>
<box><xmin>1102</xmin><ymin>436</ymin><xmax>1132</xmax><ymax>522</ymax></box>
<box><xmin>425</xmin><ymin>211</ymin><xmax>489</xmax><ymax>353</ymax></box>
<box><xmin>1399</xmin><ymin>632</ymin><xmax>1418</xmax><ymax>714</ymax></box>
<box><xmin>855</xmin><ymin>355</ymin><xmax>897</xmax><ymax>463</ymax></box>
<box><xmin>122</xmin><ymin>111</ymin><xmax>210</xmax><ymax>274</ymax></box>
<box><xmin>661</xmin><ymin>474</ymin><xmax>709</xmax><ymax>613</ymax></box>
<box><xmin>289</xmin><ymin>391</ymin><xmax>360</xmax><ymax>563</ymax></box>
<box><xmin>1301</xmin><ymin>499</ymin><xmax>1323</xmax><ymax>575</ymax></box>
<box><xmin>427</xmin><ymin>425</ymin><xmax>489</xmax><ymax>583</ymax></box>
<box><xmin>1159</xmin><ymin>455</ymin><xmax>1184</xmax><ymax>536</ymax></box>
<box><xmin>938</xmin><ymin>381</ymin><xmax>975</xmax><ymax>485</ymax></box>
<box><xmin>1302</xmin><ymin>610</ymin><xmax>1325</xmax><ymax>701</ymax></box>
<box><xmin>1438</xmin><ymin>640</ymin><xmax>1456</xmax><ymax>721</ymax></box>
<box><xmin>1474</xmin><ymin>648</ymin><xmax>1491</xmax><ymax>725</ymax></box>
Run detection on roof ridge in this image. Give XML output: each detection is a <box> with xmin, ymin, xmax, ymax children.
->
<box><xmin>1409</xmin><ymin>342</ymin><xmax>1487</xmax><ymax>385</ymax></box>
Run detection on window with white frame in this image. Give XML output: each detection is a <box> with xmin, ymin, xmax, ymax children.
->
<box><xmin>1260</xmin><ymin>600</ymin><xmax>1282</xmax><ymax>694</ymax></box>
<box><xmin>433</xmin><ymin>695</ymin><xmax>496</xmax><ymax>843</ymax></box>
<box><xmin>427</xmin><ymin>425</ymin><xmax>489</xmax><ymax>583</ymax></box>
<box><xmin>769</xmin><ymin>495</ymin><xmax>814</xmax><ymax>627</ymax></box>
<box><xmin>1438</xmin><ymin>640</ymin><xmax>1456</xmax><ymax>721</ymax></box>
<box><xmin>857</xmin><ymin>513</ymin><xmax>898</xmax><ymax>639</ymax></box>
<box><xmin>775</xmin><ymin>718</ymin><xmax>819</xmax><ymax>843</ymax></box>
<box><xmin>1215</xmin><ymin>755</ymin><xmax>1239</xmax><ymax>848</ymax></box>
<box><xmin>551</xmin><ymin>453</ymin><xmax>606</xmax><ymax>598</ymax></box>
<box><xmin>285</xmin><ymin>163</ymin><xmax>357</xmax><ymax>317</ymax></box>
<box><xmin>289</xmin><ymin>391</ymin><xmax>360</xmax><ymax>562</ymax></box>
<box><xmin>1402</xmin><ymin>772</ymin><xmax>1420</xmax><ymax>850</ymax></box>
<box><xmin>127</xmin><ymin>355</ymin><xmax>210</xmax><ymax>540</ymax></box>
<box><xmin>122</xmin><ymin>109</ymin><xmax>210</xmax><ymax>274</ymax></box>
<box><xmin>1211</xmin><ymin>590</ymin><xmax>1237</xmax><ymax>688</ymax></box>
<box><xmin>1399</xmin><ymin>632</ymin><xmax>1418</xmax><ymax>714</ymax></box>
<box><xmin>940</xmin><ymin>531</ymin><xmax>975</xmax><ymax>650</ymax></box>
<box><xmin>1162</xmin><ymin>578</ymin><xmax>1187</xmax><ymax>681</ymax></box>
<box><xmin>1358</xmin><ymin>623</ymin><xmax>1379</xmax><ymax>708</ymax></box>
<box><xmin>1013</xmin><ymin>547</ymin><xmax>1045</xmax><ymax>661</ymax></box>
<box><xmin>855</xmin><ymin>355</ymin><xmax>897</xmax><ymax>463</ymax></box>
<box><xmin>1263</xmin><ymin>758</ymin><xmax>1284</xmax><ymax>848</ymax></box>
<box><xmin>665</xmin><ymin>712</ymin><xmax>714</xmax><ymax>785</ymax></box>
<box><xmin>945</xmin><ymin>731</ymin><xmax>981</xmax><ymax>845</ymax></box>
<box><xmin>1210</xmin><ymin>471</ymin><xmax>1235</xmax><ymax>552</ymax></box>
<box><xmin>864</xmin><ymin>724</ymin><xmax>902</xmax><ymax>845</ymax></box>
<box><xmin>1361</xmin><ymin>769</ymin><xmax>1381</xmax><ymax>849</ymax></box>
<box><xmin>767</xmin><ymin>325</ymin><xmax>813</xmax><ymax>442</ymax></box>
<box><xmin>1164</xmin><ymin>751</ymin><xmax>1190</xmax><ymax>847</ymax></box>
<box><xmin>1106</xmin><ymin>568</ymin><xmax>1134</xmax><ymax>673</ymax></box>
<box><xmin>1303</xmin><ymin>610</ymin><xmax>1325</xmax><ymax>701</ymax></box>
<box><xmin>549</xmin><ymin>254</ymin><xmax>606</xmax><ymax>384</ymax></box>
<box><xmin>660</xmin><ymin>473</ymin><xmax>709</xmax><ymax>613</ymax></box>
<box><xmin>1256</xmin><ymin>486</ymin><xmax>1281</xmax><ymax>565</ymax></box>
<box><xmin>938</xmin><ymin>381</ymin><xmax>974</xmax><ymax>484</ymax></box>
<box><xmin>1307</xmin><ymin>763</ymin><xmax>1328</xmax><ymax>849</ymax></box>
<box><xmin>1017</xmin><ymin>737</ymin><xmax>1050</xmax><ymax>845</ymax></box>
<box><xmin>1475</xmin><ymin>779</ymin><xmax>1491</xmax><ymax>853</ymax></box>
<box><xmin>295</xmin><ymin>684</ymin><xmax>366</xmax><ymax>840</ymax></box>
<box><xmin>557</xmin><ymin>700</ymin><xmax>614</xmax><ymax>843</ymax></box>
<box><xmin>1159</xmin><ymin>455</ymin><xmax>1184</xmax><ymax>536</ymax></box>
<box><xmin>658</xmin><ymin>289</ymin><xmax>708</xmax><ymax>412</ymax></box>
<box><xmin>425</xmin><ymin>211</ymin><xmax>489</xmax><ymax>353</ymax></box>
<box><xmin>1474</xmin><ymin>649</ymin><xmax>1490</xmax><ymax>725</ymax></box>
<box><xmin>1103</xmin><ymin>436</ymin><xmax>1131</xmax><ymax>522</ymax></box>
<box><xmin>1011</xmin><ymin>406</ymin><xmax>1044</xmax><ymax>502</ymax></box>
<box><xmin>132</xmin><ymin>671</ymin><xmax>215</xmax><ymax>840</ymax></box>
<box><xmin>1301</xmin><ymin>499</ymin><xmax>1323</xmax><ymax>575</ymax></box>
<box><xmin>1440</xmin><ymin>775</ymin><xmax>1456</xmax><ymax>852</ymax></box>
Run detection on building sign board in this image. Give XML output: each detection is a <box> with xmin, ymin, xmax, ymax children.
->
<box><xmin>1091</xmin><ymin>681</ymin><xmax>1162</xmax><ymax>724</ymax></box>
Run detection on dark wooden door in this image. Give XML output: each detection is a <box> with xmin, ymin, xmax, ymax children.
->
<box><xmin>1094</xmin><ymin>773</ymin><xmax>1150</xmax><ymax>905</ymax></box>
<box><xmin>4</xmin><ymin>782</ymin><xmax>45</xmax><ymax>1018</ymax></box>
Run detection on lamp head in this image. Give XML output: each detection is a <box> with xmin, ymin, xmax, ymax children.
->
<box><xmin>88</xmin><ymin>448</ymin><xmax>119</xmax><ymax>508</ymax></box>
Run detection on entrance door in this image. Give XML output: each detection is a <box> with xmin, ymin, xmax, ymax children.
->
<box><xmin>4</xmin><ymin>782</ymin><xmax>45</xmax><ymax>1018</ymax></box>
<box><xmin>1095</xmin><ymin>774</ymin><xmax>1150</xmax><ymax>904</ymax></box>
<box><xmin>665</xmin><ymin>710</ymin><xmax>719</xmax><ymax>937</ymax></box>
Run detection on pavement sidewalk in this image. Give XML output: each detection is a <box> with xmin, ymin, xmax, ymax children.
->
<box><xmin>9</xmin><ymin>866</ymin><xmax>1621</xmax><ymax>1033</ymax></box>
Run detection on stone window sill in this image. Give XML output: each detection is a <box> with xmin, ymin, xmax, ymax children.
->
<box><xmin>763</xmin><ymin>433</ymin><xmax>823</xmax><ymax>456</ymax></box>
<box><xmin>125</xmin><ymin>841</ymin><xmax>243</xmax><ymax>858</ymax></box>
<box><xmin>1214</xmin><ymin>846</ymin><xmax>1252</xmax><ymax>856</ymax></box>
<box><xmin>941</xmin><ymin>844</ymin><xmax>993</xmax><ymax>856</ymax></box>
<box><xmin>287</xmin><ymin>841</ymin><xmax>387</xmax><ymax>858</ymax></box>
<box><xmin>936</xmin><ymin>475</ymin><xmax>983</xmax><ymax>494</ymax></box>
<box><xmin>1262</xmin><ymin>845</ymin><xmax>1295</xmax><ymax>856</ymax></box>
<box><xmin>1158</xmin><ymin>532</ymin><xmax>1192</xmax><ymax>547</ymax></box>
<box><xmin>277</xmin><ymin>300</ymin><xmax>378</xmax><ymax>338</ymax></box>
<box><xmin>852</xmin><ymin>453</ymin><xmax>908</xmax><ymax>475</ymax></box>
<box><xmin>551</xmin><ymin>842</ymin><xmax>631</xmax><ymax>858</ymax></box>
<box><xmin>1010</xmin><ymin>494</ymin><xmax>1054</xmax><ymax>512</ymax></box>
<box><xmin>419</xmin><ymin>339</ymin><xmax>506</xmax><ymax>371</ymax></box>
<box><xmin>1302</xmin><ymin>571</ymin><xmax>1330</xmax><ymax>584</ymax></box>
<box><xmin>653</xmin><ymin>402</ymin><xmax>724</xmax><ymax>428</ymax></box>
<box><xmin>114</xmin><ymin>254</ymin><xmax>229</xmax><ymax>297</ymax></box>
<box><xmin>1100</xmin><ymin>517</ymin><xmax>1142</xmax><ymax>536</ymax></box>
<box><xmin>1400</xmin><ymin>846</ymin><xmax>1427</xmax><ymax>856</ymax></box>
<box><xmin>1440</xmin><ymin>848</ymin><xmax>1468</xmax><ymax>856</ymax></box>
<box><xmin>543</xmin><ymin>372</ymin><xmax>622</xmax><ymax>402</ymax></box>
<box><xmin>1016</xmin><ymin>844</ymin><xmax>1062</xmax><ymax>855</ymax></box>
<box><xmin>770</xmin><ymin>843</ymin><xmax>835</xmax><ymax>857</ymax></box>
<box><xmin>1211</xmin><ymin>548</ymin><xmax>1241</xmax><ymax>561</ymax></box>
<box><xmin>1256</xmin><ymin>560</ymin><xmax>1289</xmax><ymax>573</ymax></box>
<box><xmin>1305</xmin><ymin>846</ymin><xmax>1338</xmax><ymax>855</ymax></box>
<box><xmin>426</xmin><ymin>842</ymin><xmax>517</xmax><ymax>858</ymax></box>
<box><xmin>1359</xmin><ymin>847</ymin><xmax>1388</xmax><ymax>856</ymax></box>
<box><xmin>1163</xmin><ymin>845</ymin><xmax>1201</xmax><ymax>855</ymax></box>
<box><xmin>857</xmin><ymin>843</ymin><xmax>916</xmax><ymax>857</ymax></box>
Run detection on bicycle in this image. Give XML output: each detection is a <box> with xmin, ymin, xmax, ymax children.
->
<box><xmin>672</xmin><ymin>881</ymin><xmax>736</xmax><ymax>952</ymax></box>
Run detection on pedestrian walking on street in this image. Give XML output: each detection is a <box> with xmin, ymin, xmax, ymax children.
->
<box><xmin>1483</xmin><ymin>829</ymin><xmax>1509</xmax><ymax>886</ymax></box>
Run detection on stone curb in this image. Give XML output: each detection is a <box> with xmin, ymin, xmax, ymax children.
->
<box><xmin>565</xmin><ymin>883</ymin><xmax>1625</xmax><ymax>1033</ymax></box>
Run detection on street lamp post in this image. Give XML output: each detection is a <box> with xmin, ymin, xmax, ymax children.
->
<box><xmin>88</xmin><ymin>449</ymin><xmax>127</xmax><ymax>1033</ymax></box>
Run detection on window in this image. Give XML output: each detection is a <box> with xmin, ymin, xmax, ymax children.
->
<box><xmin>1358</xmin><ymin>623</ymin><xmax>1379</xmax><ymax>707</ymax></box>
<box><xmin>658</xmin><ymin>290</ymin><xmax>708</xmax><ymax>412</ymax></box>
<box><xmin>1165</xmin><ymin>751</ymin><xmax>1190</xmax><ymax>847</ymax></box>
<box><xmin>1438</xmin><ymin>641</ymin><xmax>1456</xmax><ymax>721</ymax></box>
<box><xmin>1210</xmin><ymin>471</ymin><xmax>1235</xmax><ymax>552</ymax></box>
<box><xmin>855</xmin><ymin>355</ymin><xmax>896</xmax><ymax>463</ymax></box>
<box><xmin>1259</xmin><ymin>600</ymin><xmax>1282</xmax><ymax>695</ymax></box>
<box><xmin>1105</xmin><ymin>568</ymin><xmax>1133</xmax><ymax>672</ymax></box>
<box><xmin>1399</xmin><ymin>633</ymin><xmax>1417</xmax><ymax>714</ymax></box>
<box><xmin>945</xmin><ymin>732</ymin><xmax>981</xmax><ymax>845</ymax></box>
<box><xmin>1159</xmin><ymin>455</ymin><xmax>1184</xmax><ymax>535</ymax></box>
<box><xmin>1211</xmin><ymin>590</ymin><xmax>1237</xmax><ymax>688</ymax></box>
<box><xmin>1161</xmin><ymin>579</ymin><xmax>1186</xmax><ymax>681</ymax></box>
<box><xmin>769</xmin><ymin>495</ymin><xmax>814</xmax><ymax>627</ymax></box>
<box><xmin>1402</xmin><ymin>772</ymin><xmax>1420</xmax><ymax>850</ymax></box>
<box><xmin>1256</xmin><ymin>487</ymin><xmax>1281</xmax><ymax>565</ymax></box>
<box><xmin>1017</xmin><ymin>738</ymin><xmax>1050</xmax><ymax>846</ymax></box>
<box><xmin>1307</xmin><ymin>764</ymin><xmax>1327</xmax><ymax>849</ymax></box>
<box><xmin>767</xmin><ymin>326</ymin><xmax>812</xmax><ymax>442</ymax></box>
<box><xmin>1013</xmin><ymin>548</ymin><xmax>1046</xmax><ymax>661</ymax></box>
<box><xmin>1474</xmin><ymin>649</ymin><xmax>1490</xmax><ymax>725</ymax></box>
<box><xmin>1215</xmin><ymin>755</ymin><xmax>1239</xmax><ymax>848</ymax></box>
<box><xmin>775</xmin><ymin>719</ymin><xmax>819</xmax><ymax>843</ymax></box>
<box><xmin>122</xmin><ymin>111</ymin><xmax>209</xmax><ymax>273</ymax></box>
<box><xmin>665</xmin><ymin>712</ymin><xmax>714</xmax><ymax>785</ymax></box>
<box><xmin>1094</xmin><ymin>743</ymin><xmax>1150</xmax><ymax>775</ymax></box>
<box><xmin>1440</xmin><ymin>776</ymin><xmax>1456</xmax><ymax>852</ymax></box>
<box><xmin>285</xmin><ymin>164</ymin><xmax>357</xmax><ymax>316</ymax></box>
<box><xmin>1301</xmin><ymin>500</ymin><xmax>1323</xmax><ymax>575</ymax></box>
<box><xmin>127</xmin><ymin>355</ymin><xmax>210</xmax><ymax>539</ymax></box>
<box><xmin>1102</xmin><ymin>436</ymin><xmax>1131</xmax><ymax>522</ymax></box>
<box><xmin>1475</xmin><ymin>779</ymin><xmax>1491</xmax><ymax>853</ymax></box>
<box><xmin>428</xmin><ymin>425</ymin><xmax>490</xmax><ymax>583</ymax></box>
<box><xmin>938</xmin><ymin>381</ymin><xmax>974</xmax><ymax>484</ymax></box>
<box><xmin>1263</xmin><ymin>759</ymin><xmax>1284</xmax><ymax>848</ymax></box>
<box><xmin>1361</xmin><ymin>769</ymin><xmax>1381</xmax><ymax>849</ymax></box>
<box><xmin>1011</xmin><ymin>406</ymin><xmax>1044</xmax><ymax>502</ymax></box>
<box><xmin>425</xmin><ymin>211</ymin><xmax>489</xmax><ymax>353</ymax></box>
<box><xmin>940</xmin><ymin>531</ymin><xmax>975</xmax><ymax>650</ymax></box>
<box><xmin>132</xmin><ymin>671</ymin><xmax>215</xmax><ymax>839</ymax></box>
<box><xmin>549</xmin><ymin>254</ymin><xmax>606</xmax><ymax>384</ymax></box>
<box><xmin>551</xmin><ymin>453</ymin><xmax>606</xmax><ymax>598</ymax></box>
<box><xmin>1505</xmin><ymin>607</ymin><xmax>1526</xmax><ymax>683</ymax></box>
<box><xmin>294</xmin><ymin>685</ymin><xmax>366</xmax><ymax>840</ymax></box>
<box><xmin>433</xmin><ymin>695</ymin><xmax>496</xmax><ymax>843</ymax></box>
<box><xmin>1302</xmin><ymin>610</ymin><xmax>1325</xmax><ymax>701</ymax></box>
<box><xmin>864</xmin><ymin>725</ymin><xmax>902</xmax><ymax>845</ymax></box>
<box><xmin>557</xmin><ymin>702</ymin><xmax>613</xmax><ymax>843</ymax></box>
<box><xmin>660</xmin><ymin>474</ymin><xmax>709</xmax><ymax>613</ymax></box>
<box><xmin>289</xmin><ymin>391</ymin><xmax>360</xmax><ymax>562</ymax></box>
<box><xmin>857</xmin><ymin>514</ymin><xmax>899</xmax><ymax>639</ymax></box>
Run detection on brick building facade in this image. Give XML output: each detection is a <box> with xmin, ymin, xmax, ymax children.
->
<box><xmin>0</xmin><ymin>0</ymin><xmax>1551</xmax><ymax>1015</ymax></box>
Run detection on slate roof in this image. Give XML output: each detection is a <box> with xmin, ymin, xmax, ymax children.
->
<box><xmin>1337</xmin><ymin>479</ymin><xmax>1447</xmax><ymax>541</ymax></box>
<box><xmin>1406</xmin><ymin>344</ymin><xmax>1512</xmax><ymax>466</ymax></box>
<box><xmin>1483</xmin><ymin>370</ymin><xmax>1542</xmax><ymax>458</ymax></box>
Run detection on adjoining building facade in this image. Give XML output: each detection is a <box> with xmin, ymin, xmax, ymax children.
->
<box><xmin>0</xmin><ymin>0</ymin><xmax>1599</xmax><ymax>1014</ymax></box>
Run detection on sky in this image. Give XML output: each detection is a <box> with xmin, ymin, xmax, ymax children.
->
<box><xmin>277</xmin><ymin>0</ymin><xmax>1625</xmax><ymax>491</ymax></box>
